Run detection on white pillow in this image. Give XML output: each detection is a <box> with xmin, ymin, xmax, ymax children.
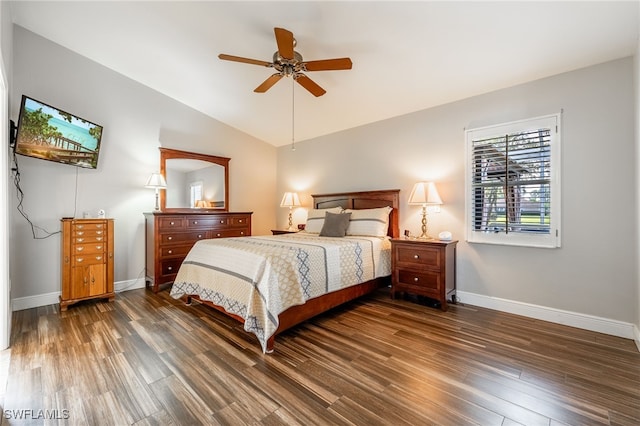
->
<box><xmin>304</xmin><ymin>207</ymin><xmax>343</xmax><ymax>233</ymax></box>
<box><xmin>344</xmin><ymin>206</ymin><xmax>393</xmax><ymax>237</ymax></box>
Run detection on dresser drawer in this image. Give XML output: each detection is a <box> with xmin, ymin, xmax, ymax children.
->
<box><xmin>73</xmin><ymin>235</ymin><xmax>106</xmax><ymax>244</ymax></box>
<box><xmin>158</xmin><ymin>217</ymin><xmax>187</xmax><ymax>230</ymax></box>
<box><xmin>211</xmin><ymin>228</ymin><xmax>248</xmax><ymax>238</ymax></box>
<box><xmin>72</xmin><ymin>254</ymin><xmax>106</xmax><ymax>266</ymax></box>
<box><xmin>395</xmin><ymin>245</ymin><xmax>441</xmax><ymax>270</ymax></box>
<box><xmin>187</xmin><ymin>216</ymin><xmax>227</xmax><ymax>229</ymax></box>
<box><xmin>396</xmin><ymin>269</ymin><xmax>441</xmax><ymax>291</ymax></box>
<box><xmin>73</xmin><ymin>228</ymin><xmax>107</xmax><ymax>238</ymax></box>
<box><xmin>160</xmin><ymin>259</ymin><xmax>183</xmax><ymax>276</ymax></box>
<box><xmin>72</xmin><ymin>242</ymin><xmax>106</xmax><ymax>255</ymax></box>
<box><xmin>161</xmin><ymin>231</ymin><xmax>208</xmax><ymax>244</ymax></box>
<box><xmin>230</xmin><ymin>216</ymin><xmax>250</xmax><ymax>227</ymax></box>
<box><xmin>73</xmin><ymin>222</ymin><xmax>106</xmax><ymax>232</ymax></box>
<box><xmin>160</xmin><ymin>245</ymin><xmax>193</xmax><ymax>258</ymax></box>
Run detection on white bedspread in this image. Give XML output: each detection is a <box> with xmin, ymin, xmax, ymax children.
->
<box><xmin>170</xmin><ymin>233</ymin><xmax>391</xmax><ymax>352</ymax></box>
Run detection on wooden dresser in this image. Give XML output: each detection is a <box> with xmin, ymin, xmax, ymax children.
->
<box><xmin>390</xmin><ymin>238</ymin><xmax>457</xmax><ymax>311</ymax></box>
<box><xmin>60</xmin><ymin>218</ymin><xmax>115</xmax><ymax>311</ymax></box>
<box><xmin>144</xmin><ymin>211</ymin><xmax>252</xmax><ymax>292</ymax></box>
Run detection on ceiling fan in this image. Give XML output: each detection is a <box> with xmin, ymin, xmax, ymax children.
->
<box><xmin>218</xmin><ymin>27</ymin><xmax>352</xmax><ymax>97</ymax></box>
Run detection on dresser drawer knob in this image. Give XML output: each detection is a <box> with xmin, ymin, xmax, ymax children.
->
<box><xmin>96</xmin><ymin>237</ymin><xmax>103</xmax><ymax>242</ymax></box>
<box><xmin>77</xmin><ymin>238</ymin><xmax>84</xmax><ymax>242</ymax></box>
<box><xmin>96</xmin><ymin>245</ymin><xmax>102</xmax><ymax>250</ymax></box>
<box><xmin>167</xmin><ymin>266</ymin><xmax>173</xmax><ymax>271</ymax></box>
<box><xmin>77</xmin><ymin>225</ymin><xmax>84</xmax><ymax>229</ymax></box>
<box><xmin>96</xmin><ymin>224</ymin><xmax>103</xmax><ymax>229</ymax></box>
<box><xmin>240</xmin><ymin>232</ymin><xmax>244</xmax><ymax>235</ymax></box>
<box><xmin>217</xmin><ymin>233</ymin><xmax>221</xmax><ymax>237</ymax></box>
<box><xmin>168</xmin><ymin>236</ymin><xmax>173</xmax><ymax>240</ymax></box>
<box><xmin>220</xmin><ymin>220</ymin><xmax>224</xmax><ymax>224</ymax></box>
<box><xmin>239</xmin><ymin>219</ymin><xmax>243</xmax><ymax>223</ymax></box>
<box><xmin>96</xmin><ymin>231</ymin><xmax>103</xmax><ymax>235</ymax></box>
<box><xmin>170</xmin><ymin>221</ymin><xmax>175</xmax><ymax>225</ymax></box>
<box><xmin>77</xmin><ymin>258</ymin><xmax>84</xmax><ymax>263</ymax></box>
<box><xmin>198</xmin><ymin>234</ymin><xmax>202</xmax><ymax>238</ymax></box>
<box><xmin>168</xmin><ymin>250</ymin><xmax>173</xmax><ymax>254</ymax></box>
<box><xmin>77</xmin><ymin>231</ymin><xmax>84</xmax><ymax>236</ymax></box>
<box><xmin>414</xmin><ymin>277</ymin><xmax>419</xmax><ymax>282</ymax></box>
<box><xmin>76</xmin><ymin>247</ymin><xmax>84</xmax><ymax>252</ymax></box>
<box><xmin>414</xmin><ymin>254</ymin><xmax>419</xmax><ymax>259</ymax></box>
<box><xmin>96</xmin><ymin>256</ymin><xmax>102</xmax><ymax>261</ymax></box>
<box><xmin>194</xmin><ymin>221</ymin><xmax>198</xmax><ymax>224</ymax></box>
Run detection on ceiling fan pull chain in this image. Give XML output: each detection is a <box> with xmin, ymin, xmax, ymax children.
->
<box><xmin>291</xmin><ymin>77</ymin><xmax>296</xmax><ymax>151</ymax></box>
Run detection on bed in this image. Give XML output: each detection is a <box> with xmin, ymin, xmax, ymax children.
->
<box><xmin>169</xmin><ymin>189</ymin><xmax>400</xmax><ymax>353</ymax></box>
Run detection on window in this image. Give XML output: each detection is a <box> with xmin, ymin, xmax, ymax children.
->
<box><xmin>190</xmin><ymin>181</ymin><xmax>203</xmax><ymax>208</ymax></box>
<box><xmin>465</xmin><ymin>114</ymin><xmax>561</xmax><ymax>248</ymax></box>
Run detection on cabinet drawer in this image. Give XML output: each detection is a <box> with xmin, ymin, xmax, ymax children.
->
<box><xmin>73</xmin><ymin>235</ymin><xmax>106</xmax><ymax>244</ymax></box>
<box><xmin>161</xmin><ymin>231</ymin><xmax>208</xmax><ymax>244</ymax></box>
<box><xmin>73</xmin><ymin>229</ymin><xmax>107</xmax><ymax>238</ymax></box>
<box><xmin>187</xmin><ymin>216</ymin><xmax>226</xmax><ymax>228</ymax></box>
<box><xmin>211</xmin><ymin>228</ymin><xmax>248</xmax><ymax>238</ymax></box>
<box><xmin>230</xmin><ymin>216</ymin><xmax>250</xmax><ymax>227</ymax></box>
<box><xmin>397</xmin><ymin>269</ymin><xmax>441</xmax><ymax>291</ymax></box>
<box><xmin>73</xmin><ymin>222</ymin><xmax>106</xmax><ymax>232</ymax></box>
<box><xmin>161</xmin><ymin>259</ymin><xmax>183</xmax><ymax>276</ymax></box>
<box><xmin>72</xmin><ymin>242</ymin><xmax>106</xmax><ymax>255</ymax></box>
<box><xmin>72</xmin><ymin>254</ymin><xmax>106</xmax><ymax>266</ymax></box>
<box><xmin>160</xmin><ymin>245</ymin><xmax>192</xmax><ymax>258</ymax></box>
<box><xmin>158</xmin><ymin>217</ymin><xmax>186</xmax><ymax>230</ymax></box>
<box><xmin>395</xmin><ymin>245</ymin><xmax>441</xmax><ymax>269</ymax></box>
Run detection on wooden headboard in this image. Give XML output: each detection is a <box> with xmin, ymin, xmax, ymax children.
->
<box><xmin>312</xmin><ymin>189</ymin><xmax>400</xmax><ymax>238</ymax></box>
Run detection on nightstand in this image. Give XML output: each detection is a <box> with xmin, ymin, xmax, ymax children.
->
<box><xmin>271</xmin><ymin>229</ymin><xmax>299</xmax><ymax>235</ymax></box>
<box><xmin>390</xmin><ymin>238</ymin><xmax>457</xmax><ymax>311</ymax></box>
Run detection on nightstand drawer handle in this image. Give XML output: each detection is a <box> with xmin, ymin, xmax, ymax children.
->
<box><xmin>414</xmin><ymin>254</ymin><xmax>419</xmax><ymax>259</ymax></box>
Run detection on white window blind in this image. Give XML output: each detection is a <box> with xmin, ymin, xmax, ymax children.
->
<box><xmin>465</xmin><ymin>114</ymin><xmax>561</xmax><ymax>248</ymax></box>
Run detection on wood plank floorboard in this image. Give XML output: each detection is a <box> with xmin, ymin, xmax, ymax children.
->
<box><xmin>2</xmin><ymin>287</ymin><xmax>639</xmax><ymax>425</ymax></box>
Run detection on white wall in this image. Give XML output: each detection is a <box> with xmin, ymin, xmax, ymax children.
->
<box><xmin>278</xmin><ymin>58</ymin><xmax>637</xmax><ymax>332</ymax></box>
<box><xmin>10</xmin><ymin>26</ymin><xmax>277</xmax><ymax>305</ymax></box>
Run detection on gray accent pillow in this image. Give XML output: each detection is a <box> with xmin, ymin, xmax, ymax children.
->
<box><xmin>319</xmin><ymin>212</ymin><xmax>352</xmax><ymax>237</ymax></box>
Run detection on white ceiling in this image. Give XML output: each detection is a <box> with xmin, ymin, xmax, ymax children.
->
<box><xmin>9</xmin><ymin>1</ymin><xmax>639</xmax><ymax>147</ymax></box>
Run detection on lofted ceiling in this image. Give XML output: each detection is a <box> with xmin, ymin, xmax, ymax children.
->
<box><xmin>8</xmin><ymin>1</ymin><xmax>639</xmax><ymax>147</ymax></box>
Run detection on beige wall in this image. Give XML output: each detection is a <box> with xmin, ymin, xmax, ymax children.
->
<box><xmin>278</xmin><ymin>57</ymin><xmax>637</xmax><ymax>327</ymax></box>
<box><xmin>9</xmin><ymin>26</ymin><xmax>277</xmax><ymax>302</ymax></box>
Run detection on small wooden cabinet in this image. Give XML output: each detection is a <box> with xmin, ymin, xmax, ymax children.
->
<box><xmin>144</xmin><ymin>211</ymin><xmax>252</xmax><ymax>292</ymax></box>
<box><xmin>60</xmin><ymin>218</ymin><xmax>115</xmax><ymax>311</ymax></box>
<box><xmin>391</xmin><ymin>238</ymin><xmax>457</xmax><ymax>311</ymax></box>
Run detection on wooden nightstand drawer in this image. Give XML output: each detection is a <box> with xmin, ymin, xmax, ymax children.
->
<box><xmin>395</xmin><ymin>245</ymin><xmax>441</xmax><ymax>269</ymax></box>
<box><xmin>397</xmin><ymin>269</ymin><xmax>441</xmax><ymax>291</ymax></box>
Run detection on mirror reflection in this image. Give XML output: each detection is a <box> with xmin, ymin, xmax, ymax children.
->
<box><xmin>159</xmin><ymin>147</ymin><xmax>230</xmax><ymax>212</ymax></box>
<box><xmin>165</xmin><ymin>160</ymin><xmax>226</xmax><ymax>209</ymax></box>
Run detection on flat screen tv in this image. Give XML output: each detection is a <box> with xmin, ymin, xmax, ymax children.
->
<box><xmin>14</xmin><ymin>95</ymin><xmax>103</xmax><ymax>169</ymax></box>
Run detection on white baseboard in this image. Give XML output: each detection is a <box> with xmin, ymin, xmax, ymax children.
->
<box><xmin>457</xmin><ymin>291</ymin><xmax>637</xmax><ymax>341</ymax></box>
<box><xmin>11</xmin><ymin>278</ymin><xmax>147</xmax><ymax>311</ymax></box>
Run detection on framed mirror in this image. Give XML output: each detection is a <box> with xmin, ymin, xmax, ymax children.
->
<box><xmin>159</xmin><ymin>147</ymin><xmax>229</xmax><ymax>212</ymax></box>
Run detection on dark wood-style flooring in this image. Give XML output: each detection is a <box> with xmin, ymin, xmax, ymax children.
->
<box><xmin>3</xmin><ymin>287</ymin><xmax>640</xmax><ymax>425</ymax></box>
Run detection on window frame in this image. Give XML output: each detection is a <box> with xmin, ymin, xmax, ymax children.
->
<box><xmin>465</xmin><ymin>114</ymin><xmax>561</xmax><ymax>248</ymax></box>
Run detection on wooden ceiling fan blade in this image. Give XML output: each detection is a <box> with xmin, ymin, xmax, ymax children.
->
<box><xmin>296</xmin><ymin>74</ymin><xmax>326</xmax><ymax>97</ymax></box>
<box><xmin>274</xmin><ymin>27</ymin><xmax>294</xmax><ymax>60</ymax></box>
<box><xmin>218</xmin><ymin>54</ymin><xmax>271</xmax><ymax>67</ymax></box>
<box><xmin>303</xmin><ymin>58</ymin><xmax>353</xmax><ymax>71</ymax></box>
<box><xmin>254</xmin><ymin>74</ymin><xmax>283</xmax><ymax>93</ymax></box>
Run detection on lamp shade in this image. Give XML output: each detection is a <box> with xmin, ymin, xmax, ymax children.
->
<box><xmin>280</xmin><ymin>192</ymin><xmax>301</xmax><ymax>208</ymax></box>
<box><xmin>145</xmin><ymin>173</ymin><xmax>167</xmax><ymax>189</ymax></box>
<box><xmin>408</xmin><ymin>182</ymin><xmax>442</xmax><ymax>205</ymax></box>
